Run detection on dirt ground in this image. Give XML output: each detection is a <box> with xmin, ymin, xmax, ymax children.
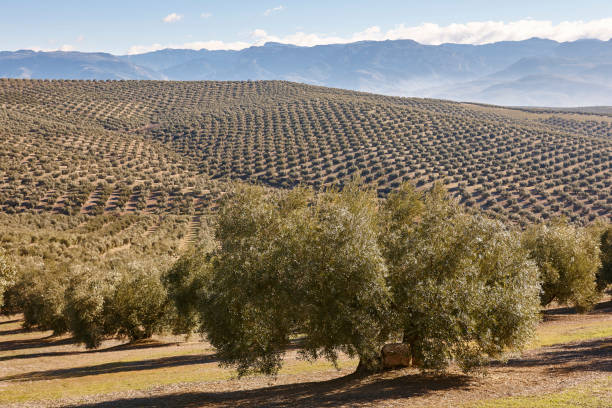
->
<box><xmin>1</xmin><ymin>299</ymin><xmax>611</xmax><ymax>408</ymax></box>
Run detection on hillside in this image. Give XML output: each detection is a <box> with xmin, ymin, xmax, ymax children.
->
<box><xmin>0</xmin><ymin>79</ymin><xmax>610</xmax><ymax>226</ymax></box>
<box><xmin>4</xmin><ymin>38</ymin><xmax>612</xmax><ymax>105</ymax></box>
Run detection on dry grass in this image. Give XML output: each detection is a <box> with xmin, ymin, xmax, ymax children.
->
<box><xmin>469</xmin><ymin>376</ymin><xmax>612</xmax><ymax>407</ymax></box>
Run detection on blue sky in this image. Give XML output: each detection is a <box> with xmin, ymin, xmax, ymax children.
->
<box><xmin>2</xmin><ymin>1</ymin><xmax>612</xmax><ymax>54</ymax></box>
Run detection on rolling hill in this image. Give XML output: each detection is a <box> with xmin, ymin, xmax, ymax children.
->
<box><xmin>0</xmin><ymin>79</ymin><xmax>609</xmax><ymax>228</ymax></box>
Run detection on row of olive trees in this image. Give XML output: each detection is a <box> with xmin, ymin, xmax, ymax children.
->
<box><xmin>0</xmin><ymin>250</ymin><xmax>16</xmax><ymax>310</ymax></box>
<box><xmin>1</xmin><ymin>182</ymin><xmax>610</xmax><ymax>376</ymax></box>
<box><xmin>1</xmin><ymin>257</ymin><xmax>171</xmax><ymax>349</ymax></box>
<box><xmin>163</xmin><ymin>182</ymin><xmax>610</xmax><ymax>376</ymax></box>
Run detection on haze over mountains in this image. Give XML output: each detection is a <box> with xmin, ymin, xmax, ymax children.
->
<box><xmin>2</xmin><ymin>38</ymin><xmax>612</xmax><ymax>106</ymax></box>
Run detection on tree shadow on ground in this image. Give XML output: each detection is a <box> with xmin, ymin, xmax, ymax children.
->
<box><xmin>1</xmin><ymin>353</ymin><xmax>219</xmax><ymax>382</ymax></box>
<box><xmin>0</xmin><ymin>354</ymin><xmax>218</xmax><ymax>381</ymax></box>
<box><xmin>0</xmin><ymin>326</ymin><xmax>30</xmax><ymax>336</ymax></box>
<box><xmin>0</xmin><ymin>335</ymin><xmax>76</xmax><ymax>353</ymax></box>
<box><xmin>68</xmin><ymin>371</ymin><xmax>472</xmax><ymax>408</ymax></box>
<box><xmin>542</xmin><ymin>300</ymin><xmax>612</xmax><ymax>321</ymax></box>
<box><xmin>0</xmin><ymin>340</ymin><xmax>181</xmax><ymax>362</ymax></box>
<box><xmin>491</xmin><ymin>337</ymin><xmax>612</xmax><ymax>373</ymax></box>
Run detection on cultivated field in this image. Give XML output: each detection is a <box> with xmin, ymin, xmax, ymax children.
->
<box><xmin>0</xmin><ymin>79</ymin><xmax>610</xmax><ymax>225</ymax></box>
<box><xmin>0</xmin><ymin>79</ymin><xmax>611</xmax><ymax>407</ymax></box>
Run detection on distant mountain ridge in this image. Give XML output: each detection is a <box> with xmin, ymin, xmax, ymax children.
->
<box><xmin>2</xmin><ymin>38</ymin><xmax>612</xmax><ymax>106</ymax></box>
<box><xmin>0</xmin><ymin>50</ymin><xmax>161</xmax><ymax>80</ymax></box>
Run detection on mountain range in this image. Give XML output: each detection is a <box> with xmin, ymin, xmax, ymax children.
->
<box><xmin>2</xmin><ymin>38</ymin><xmax>612</xmax><ymax>106</ymax></box>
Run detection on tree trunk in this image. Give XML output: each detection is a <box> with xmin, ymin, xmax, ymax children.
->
<box><xmin>354</xmin><ymin>354</ymin><xmax>382</xmax><ymax>375</ymax></box>
<box><xmin>402</xmin><ymin>332</ymin><xmax>422</xmax><ymax>368</ymax></box>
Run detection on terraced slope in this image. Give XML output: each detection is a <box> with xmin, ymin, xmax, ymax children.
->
<box><xmin>0</xmin><ymin>79</ymin><xmax>610</xmax><ymax>224</ymax></box>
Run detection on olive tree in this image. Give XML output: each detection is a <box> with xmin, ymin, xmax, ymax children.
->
<box><xmin>196</xmin><ymin>183</ymin><xmax>390</xmax><ymax>376</ymax></box>
<box><xmin>163</xmin><ymin>247</ymin><xmax>212</xmax><ymax>335</ymax></box>
<box><xmin>64</xmin><ymin>257</ymin><xmax>174</xmax><ymax>348</ymax></box>
<box><xmin>17</xmin><ymin>260</ymin><xmax>71</xmax><ymax>335</ymax></box>
<box><xmin>597</xmin><ymin>225</ymin><xmax>612</xmax><ymax>290</ymax></box>
<box><xmin>172</xmin><ymin>182</ymin><xmax>543</xmax><ymax>377</ymax></box>
<box><xmin>64</xmin><ymin>265</ymin><xmax>118</xmax><ymax>349</ymax></box>
<box><xmin>382</xmin><ymin>184</ymin><xmax>541</xmax><ymax>371</ymax></box>
<box><xmin>523</xmin><ymin>219</ymin><xmax>602</xmax><ymax>311</ymax></box>
<box><xmin>106</xmin><ymin>260</ymin><xmax>171</xmax><ymax>342</ymax></box>
<box><xmin>0</xmin><ymin>251</ymin><xmax>16</xmax><ymax>310</ymax></box>
<box><xmin>295</xmin><ymin>184</ymin><xmax>391</xmax><ymax>373</ymax></box>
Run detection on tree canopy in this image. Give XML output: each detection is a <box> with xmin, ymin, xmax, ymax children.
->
<box><xmin>171</xmin><ymin>182</ymin><xmax>543</xmax><ymax>376</ymax></box>
<box><xmin>523</xmin><ymin>219</ymin><xmax>602</xmax><ymax>311</ymax></box>
<box><xmin>383</xmin><ymin>184</ymin><xmax>540</xmax><ymax>371</ymax></box>
<box><xmin>0</xmin><ymin>251</ymin><xmax>16</xmax><ymax>309</ymax></box>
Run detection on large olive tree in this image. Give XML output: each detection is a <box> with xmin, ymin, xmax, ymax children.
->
<box><xmin>382</xmin><ymin>184</ymin><xmax>541</xmax><ymax>371</ymax></box>
<box><xmin>197</xmin><ymin>184</ymin><xmax>390</xmax><ymax>376</ymax></box>
<box><xmin>172</xmin><ymin>182</ymin><xmax>542</xmax><ymax>376</ymax></box>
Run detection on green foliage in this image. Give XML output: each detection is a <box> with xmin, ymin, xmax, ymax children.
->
<box><xmin>597</xmin><ymin>225</ymin><xmax>612</xmax><ymax>289</ymax></box>
<box><xmin>107</xmin><ymin>260</ymin><xmax>171</xmax><ymax>342</ymax></box>
<box><xmin>64</xmin><ymin>266</ymin><xmax>118</xmax><ymax>349</ymax></box>
<box><xmin>163</xmin><ymin>247</ymin><xmax>212</xmax><ymax>335</ymax></box>
<box><xmin>17</xmin><ymin>260</ymin><xmax>71</xmax><ymax>335</ymax></box>
<box><xmin>5</xmin><ymin>250</ymin><xmax>174</xmax><ymax>347</ymax></box>
<box><xmin>198</xmin><ymin>183</ymin><xmax>390</xmax><ymax>376</ymax></box>
<box><xmin>295</xmin><ymin>183</ymin><xmax>390</xmax><ymax>372</ymax></box>
<box><xmin>523</xmin><ymin>219</ymin><xmax>602</xmax><ymax>310</ymax></box>
<box><xmin>0</xmin><ymin>250</ymin><xmax>16</xmax><ymax>309</ymax></box>
<box><xmin>187</xmin><ymin>182</ymin><xmax>541</xmax><ymax>376</ymax></box>
<box><xmin>383</xmin><ymin>184</ymin><xmax>541</xmax><ymax>371</ymax></box>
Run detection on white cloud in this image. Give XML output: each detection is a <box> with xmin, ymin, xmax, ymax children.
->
<box><xmin>127</xmin><ymin>40</ymin><xmax>251</xmax><ymax>55</ymax></box>
<box><xmin>127</xmin><ymin>18</ymin><xmax>612</xmax><ymax>54</ymax></box>
<box><xmin>383</xmin><ymin>19</ymin><xmax>612</xmax><ymax>44</ymax></box>
<box><xmin>263</xmin><ymin>5</ymin><xmax>284</xmax><ymax>16</ymax></box>
<box><xmin>29</xmin><ymin>44</ymin><xmax>75</xmax><ymax>52</ymax></box>
<box><xmin>250</xmin><ymin>26</ymin><xmax>384</xmax><ymax>47</ymax></box>
<box><xmin>250</xmin><ymin>19</ymin><xmax>612</xmax><ymax>47</ymax></box>
<box><xmin>201</xmin><ymin>12</ymin><xmax>212</xmax><ymax>19</ymax></box>
<box><xmin>128</xmin><ymin>43</ymin><xmax>166</xmax><ymax>54</ymax></box>
<box><xmin>163</xmin><ymin>13</ymin><xmax>183</xmax><ymax>23</ymax></box>
<box><xmin>76</xmin><ymin>35</ymin><xmax>85</xmax><ymax>42</ymax></box>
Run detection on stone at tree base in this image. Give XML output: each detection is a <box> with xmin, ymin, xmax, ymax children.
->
<box><xmin>382</xmin><ymin>343</ymin><xmax>412</xmax><ymax>369</ymax></box>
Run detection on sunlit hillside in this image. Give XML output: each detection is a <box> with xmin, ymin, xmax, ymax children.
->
<box><xmin>0</xmin><ymin>79</ymin><xmax>610</xmax><ymax>225</ymax></box>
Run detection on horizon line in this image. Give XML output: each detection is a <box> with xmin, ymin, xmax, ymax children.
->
<box><xmin>4</xmin><ymin>36</ymin><xmax>611</xmax><ymax>56</ymax></box>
